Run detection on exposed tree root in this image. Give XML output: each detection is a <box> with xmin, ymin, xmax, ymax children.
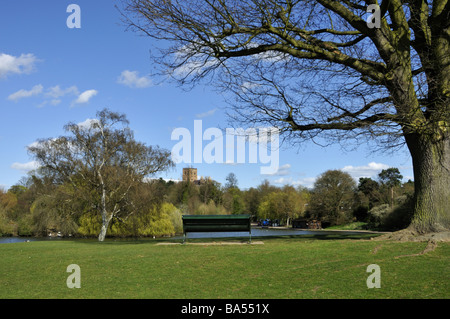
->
<box><xmin>371</xmin><ymin>228</ymin><xmax>450</xmax><ymax>242</ymax></box>
<box><xmin>395</xmin><ymin>240</ymin><xmax>438</xmax><ymax>259</ymax></box>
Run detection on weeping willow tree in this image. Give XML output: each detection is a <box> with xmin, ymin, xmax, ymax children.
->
<box><xmin>120</xmin><ymin>0</ymin><xmax>449</xmax><ymax>235</ymax></box>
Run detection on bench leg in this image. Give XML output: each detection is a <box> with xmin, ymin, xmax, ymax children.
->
<box><xmin>183</xmin><ymin>233</ymin><xmax>186</xmax><ymax>244</ymax></box>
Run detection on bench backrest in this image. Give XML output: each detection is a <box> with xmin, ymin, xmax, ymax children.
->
<box><xmin>182</xmin><ymin>214</ymin><xmax>251</xmax><ymax>233</ymax></box>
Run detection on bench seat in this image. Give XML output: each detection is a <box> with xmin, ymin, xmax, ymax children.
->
<box><xmin>182</xmin><ymin>214</ymin><xmax>251</xmax><ymax>243</ymax></box>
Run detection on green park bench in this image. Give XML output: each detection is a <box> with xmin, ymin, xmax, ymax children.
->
<box><xmin>182</xmin><ymin>214</ymin><xmax>252</xmax><ymax>244</ymax></box>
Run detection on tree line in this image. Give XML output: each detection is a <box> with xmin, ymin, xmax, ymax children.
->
<box><xmin>1</xmin><ymin>129</ymin><xmax>414</xmax><ymax>240</ymax></box>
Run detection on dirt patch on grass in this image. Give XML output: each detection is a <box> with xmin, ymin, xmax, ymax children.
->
<box><xmin>371</xmin><ymin>244</ymin><xmax>383</xmax><ymax>254</ymax></box>
<box><xmin>395</xmin><ymin>240</ymin><xmax>438</xmax><ymax>258</ymax></box>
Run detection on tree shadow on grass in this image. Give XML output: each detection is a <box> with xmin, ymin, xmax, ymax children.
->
<box><xmin>249</xmin><ymin>233</ymin><xmax>382</xmax><ymax>242</ymax></box>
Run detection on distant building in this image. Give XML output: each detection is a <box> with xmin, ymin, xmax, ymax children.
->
<box><xmin>182</xmin><ymin>167</ymin><xmax>198</xmax><ymax>182</ymax></box>
<box><xmin>182</xmin><ymin>167</ymin><xmax>213</xmax><ymax>185</ymax></box>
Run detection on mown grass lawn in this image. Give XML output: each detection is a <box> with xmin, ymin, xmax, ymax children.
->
<box><xmin>0</xmin><ymin>235</ymin><xmax>448</xmax><ymax>299</ymax></box>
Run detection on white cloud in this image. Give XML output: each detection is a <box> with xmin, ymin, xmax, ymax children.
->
<box><xmin>172</xmin><ymin>43</ymin><xmax>220</xmax><ymax>78</ymax></box>
<box><xmin>273</xmin><ymin>177</ymin><xmax>292</xmax><ymax>184</ymax></box>
<box><xmin>240</xmin><ymin>81</ymin><xmax>260</xmax><ymax>93</ymax></box>
<box><xmin>223</xmin><ymin>159</ymin><xmax>239</xmax><ymax>166</ymax></box>
<box><xmin>297</xmin><ymin>177</ymin><xmax>317</xmax><ymax>188</ymax></box>
<box><xmin>27</xmin><ymin>141</ymin><xmax>42</xmax><ymax>149</ymax></box>
<box><xmin>77</xmin><ymin>118</ymin><xmax>100</xmax><ymax>130</ymax></box>
<box><xmin>0</xmin><ymin>53</ymin><xmax>39</xmax><ymax>78</ymax></box>
<box><xmin>273</xmin><ymin>176</ymin><xmax>316</xmax><ymax>188</ymax></box>
<box><xmin>273</xmin><ymin>164</ymin><xmax>291</xmax><ymax>176</ymax></box>
<box><xmin>73</xmin><ymin>89</ymin><xmax>98</xmax><ymax>105</ymax></box>
<box><xmin>46</xmin><ymin>85</ymin><xmax>79</xmax><ymax>98</ymax></box>
<box><xmin>117</xmin><ymin>70</ymin><xmax>152</xmax><ymax>88</ymax></box>
<box><xmin>196</xmin><ymin>108</ymin><xmax>218</xmax><ymax>118</ymax></box>
<box><xmin>341</xmin><ymin>162</ymin><xmax>390</xmax><ymax>180</ymax></box>
<box><xmin>8</xmin><ymin>84</ymin><xmax>43</xmax><ymax>102</ymax></box>
<box><xmin>42</xmin><ymin>85</ymin><xmax>79</xmax><ymax>107</ymax></box>
<box><xmin>265</xmin><ymin>163</ymin><xmax>291</xmax><ymax>176</ymax></box>
<box><xmin>8</xmin><ymin>84</ymin><xmax>82</xmax><ymax>106</ymax></box>
<box><xmin>11</xmin><ymin>161</ymin><xmax>40</xmax><ymax>172</ymax></box>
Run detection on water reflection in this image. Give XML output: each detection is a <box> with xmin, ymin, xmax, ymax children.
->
<box><xmin>0</xmin><ymin>236</ymin><xmax>69</xmax><ymax>244</ymax></box>
<box><xmin>0</xmin><ymin>237</ymin><xmax>36</xmax><ymax>244</ymax></box>
<box><xmin>176</xmin><ymin>227</ymin><xmax>365</xmax><ymax>240</ymax></box>
<box><xmin>0</xmin><ymin>228</ymin><xmax>373</xmax><ymax>244</ymax></box>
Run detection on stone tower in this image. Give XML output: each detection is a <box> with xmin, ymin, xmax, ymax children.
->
<box><xmin>182</xmin><ymin>167</ymin><xmax>198</xmax><ymax>182</ymax></box>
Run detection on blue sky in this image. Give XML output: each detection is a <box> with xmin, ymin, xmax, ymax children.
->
<box><xmin>0</xmin><ymin>0</ymin><xmax>414</xmax><ymax>191</ymax></box>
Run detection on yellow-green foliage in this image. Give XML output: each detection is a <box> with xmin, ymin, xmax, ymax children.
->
<box><xmin>195</xmin><ymin>199</ymin><xmax>227</xmax><ymax>215</ymax></box>
<box><xmin>0</xmin><ymin>206</ymin><xmax>17</xmax><ymax>236</ymax></box>
<box><xmin>17</xmin><ymin>214</ymin><xmax>34</xmax><ymax>236</ymax></box>
<box><xmin>167</xmin><ymin>203</ymin><xmax>183</xmax><ymax>234</ymax></box>
<box><xmin>136</xmin><ymin>202</ymin><xmax>180</xmax><ymax>237</ymax></box>
<box><xmin>77</xmin><ymin>213</ymin><xmax>131</xmax><ymax>237</ymax></box>
<box><xmin>77</xmin><ymin>214</ymin><xmax>102</xmax><ymax>236</ymax></box>
<box><xmin>77</xmin><ymin>202</ymin><xmax>182</xmax><ymax>237</ymax></box>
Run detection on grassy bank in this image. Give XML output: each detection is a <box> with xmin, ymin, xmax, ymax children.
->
<box><xmin>325</xmin><ymin>222</ymin><xmax>369</xmax><ymax>230</ymax></box>
<box><xmin>0</xmin><ymin>235</ymin><xmax>448</xmax><ymax>299</ymax></box>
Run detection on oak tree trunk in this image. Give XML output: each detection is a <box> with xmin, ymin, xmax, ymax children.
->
<box><xmin>406</xmin><ymin>133</ymin><xmax>450</xmax><ymax>233</ymax></box>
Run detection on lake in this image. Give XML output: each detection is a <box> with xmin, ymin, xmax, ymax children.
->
<box><xmin>0</xmin><ymin>237</ymin><xmax>36</xmax><ymax>244</ymax></box>
<box><xmin>0</xmin><ymin>228</ymin><xmax>376</xmax><ymax>244</ymax></box>
<box><xmin>177</xmin><ymin>227</ymin><xmax>368</xmax><ymax>239</ymax></box>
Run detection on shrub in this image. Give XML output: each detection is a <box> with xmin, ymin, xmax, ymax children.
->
<box><xmin>366</xmin><ymin>204</ymin><xmax>390</xmax><ymax>230</ymax></box>
<box><xmin>31</xmin><ymin>195</ymin><xmax>79</xmax><ymax>237</ymax></box>
<box><xmin>17</xmin><ymin>214</ymin><xmax>34</xmax><ymax>236</ymax></box>
<box><xmin>352</xmin><ymin>205</ymin><xmax>370</xmax><ymax>222</ymax></box>
<box><xmin>195</xmin><ymin>200</ymin><xmax>228</xmax><ymax>216</ymax></box>
<box><xmin>77</xmin><ymin>214</ymin><xmax>102</xmax><ymax>237</ymax></box>
<box><xmin>76</xmin><ymin>203</ymin><xmax>183</xmax><ymax>238</ymax></box>
<box><xmin>366</xmin><ymin>196</ymin><xmax>414</xmax><ymax>231</ymax></box>
<box><xmin>168</xmin><ymin>205</ymin><xmax>183</xmax><ymax>234</ymax></box>
<box><xmin>136</xmin><ymin>203</ymin><xmax>178</xmax><ymax>237</ymax></box>
<box><xmin>139</xmin><ymin>218</ymin><xmax>174</xmax><ymax>237</ymax></box>
<box><xmin>78</xmin><ymin>213</ymin><xmax>133</xmax><ymax>238</ymax></box>
<box><xmin>0</xmin><ymin>207</ymin><xmax>17</xmax><ymax>236</ymax></box>
<box><xmin>382</xmin><ymin>196</ymin><xmax>414</xmax><ymax>231</ymax></box>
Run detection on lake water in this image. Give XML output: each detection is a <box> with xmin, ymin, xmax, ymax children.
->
<box><xmin>0</xmin><ymin>228</ymin><xmax>374</xmax><ymax>244</ymax></box>
<box><xmin>0</xmin><ymin>237</ymin><xmax>36</xmax><ymax>244</ymax></box>
<box><xmin>177</xmin><ymin>227</ymin><xmax>366</xmax><ymax>239</ymax></box>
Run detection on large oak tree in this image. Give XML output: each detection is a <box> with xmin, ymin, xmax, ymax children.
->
<box><xmin>120</xmin><ymin>0</ymin><xmax>449</xmax><ymax>234</ymax></box>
